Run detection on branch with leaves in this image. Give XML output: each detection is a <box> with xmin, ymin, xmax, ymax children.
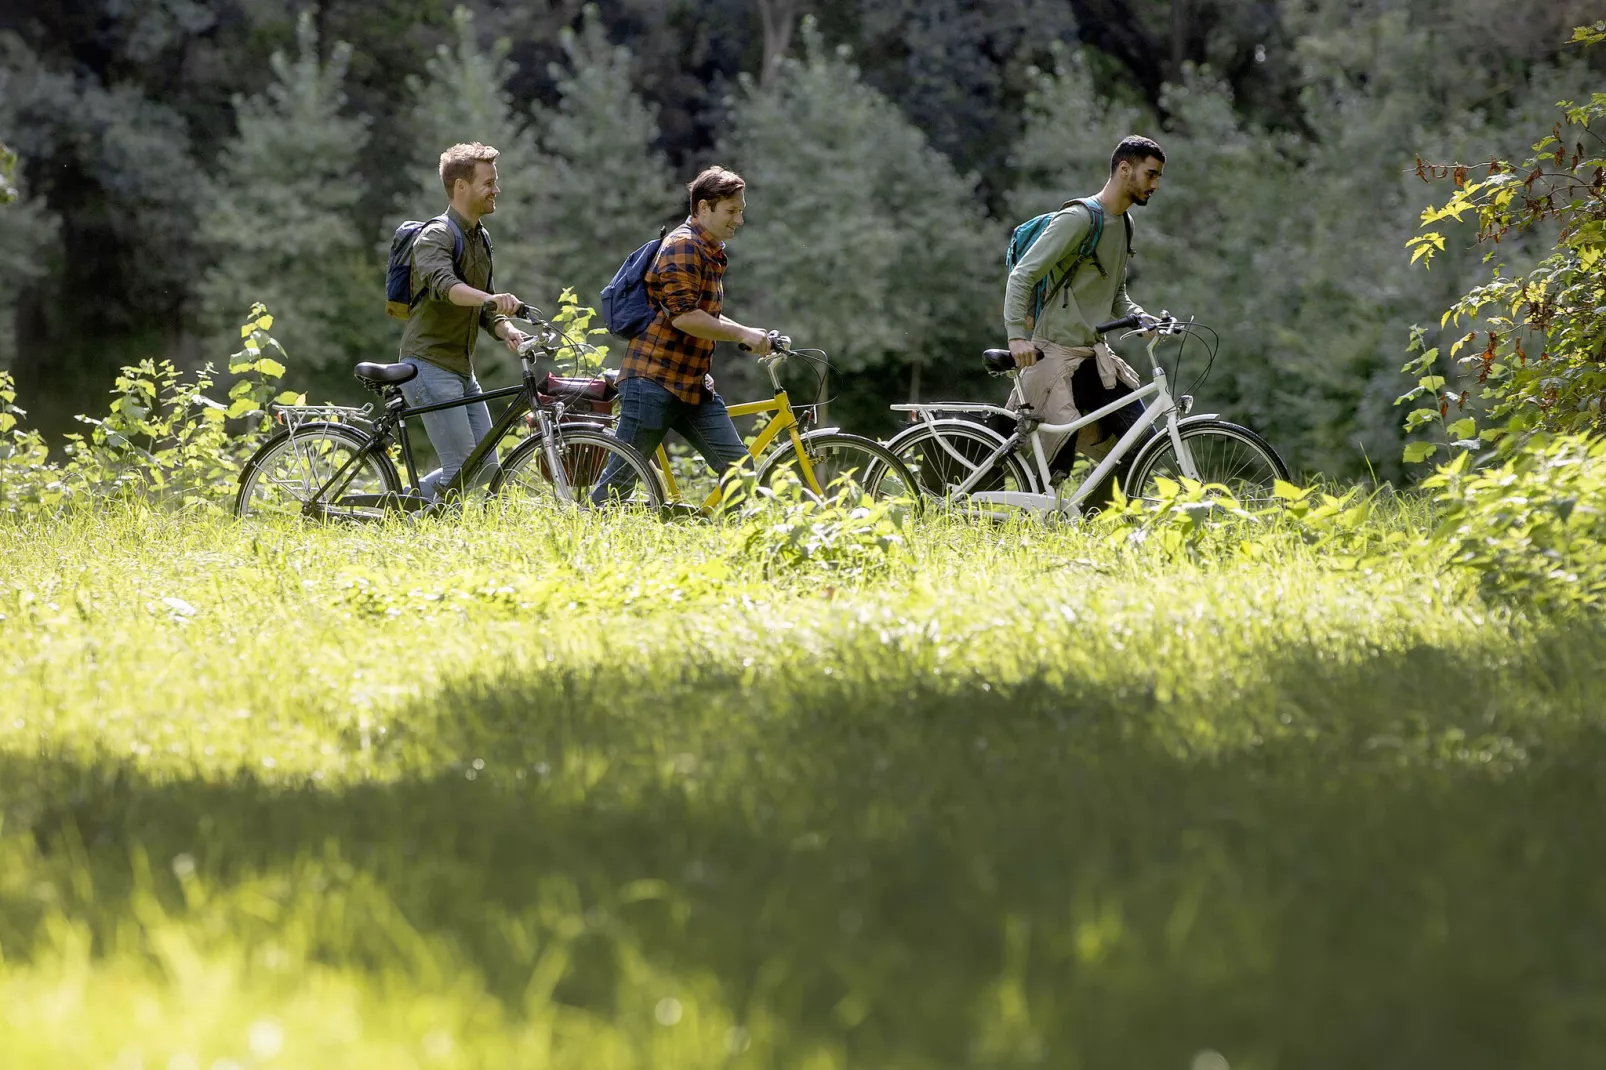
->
<box><xmin>1401</xmin><ymin>31</ymin><xmax>1606</xmax><ymax>465</ymax></box>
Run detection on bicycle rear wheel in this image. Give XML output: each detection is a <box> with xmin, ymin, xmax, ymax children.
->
<box><xmin>887</xmin><ymin>421</ymin><xmax>1035</xmax><ymax>501</ymax></box>
<box><xmin>1123</xmin><ymin>420</ymin><xmax>1287</xmax><ymax>504</ymax></box>
<box><xmin>756</xmin><ymin>432</ymin><xmax>916</xmax><ymax>502</ymax></box>
<box><xmin>490</xmin><ymin>427</ymin><xmax>663</xmax><ymax>510</ymax></box>
<box><xmin>235</xmin><ymin>424</ymin><xmax>399</xmax><ymax>521</ymax></box>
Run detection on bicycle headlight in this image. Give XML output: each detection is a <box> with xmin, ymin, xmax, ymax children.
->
<box><xmin>1180</xmin><ymin>394</ymin><xmax>1194</xmax><ymax>415</ymax></box>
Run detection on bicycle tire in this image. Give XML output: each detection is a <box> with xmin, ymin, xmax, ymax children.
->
<box><xmin>1122</xmin><ymin>420</ymin><xmax>1288</xmax><ymax>504</ymax></box>
<box><xmin>886</xmin><ymin>420</ymin><xmax>1036</xmax><ymax>501</ymax></box>
<box><xmin>755</xmin><ymin>431</ymin><xmax>917</xmax><ymax>503</ymax></box>
<box><xmin>489</xmin><ymin>426</ymin><xmax>664</xmax><ymax>510</ymax></box>
<box><xmin>235</xmin><ymin>423</ymin><xmax>400</xmax><ymax>521</ymax></box>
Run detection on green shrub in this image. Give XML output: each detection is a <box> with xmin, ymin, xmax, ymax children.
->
<box><xmin>1421</xmin><ymin>432</ymin><xmax>1606</xmax><ymax>612</ymax></box>
<box><xmin>725</xmin><ymin>467</ymin><xmax>913</xmax><ymax>580</ymax></box>
<box><xmin>1402</xmin><ymin>23</ymin><xmax>1606</xmax><ymax>464</ymax></box>
<box><xmin>0</xmin><ymin>303</ymin><xmax>292</xmax><ymax>514</ymax></box>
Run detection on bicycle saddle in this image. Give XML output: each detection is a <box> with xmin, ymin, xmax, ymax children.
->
<box><xmin>353</xmin><ymin>362</ymin><xmax>419</xmax><ymax>388</ymax></box>
<box><xmin>982</xmin><ymin>349</ymin><xmax>1017</xmax><ymax>375</ymax></box>
<box><xmin>539</xmin><ymin>368</ymin><xmax>619</xmax><ymax>402</ymax></box>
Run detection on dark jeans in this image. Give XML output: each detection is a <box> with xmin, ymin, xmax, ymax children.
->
<box><xmin>1050</xmin><ymin>356</ymin><xmax>1144</xmax><ymax>474</ymax></box>
<box><xmin>592</xmin><ymin>376</ymin><xmax>748</xmax><ymax>502</ymax></box>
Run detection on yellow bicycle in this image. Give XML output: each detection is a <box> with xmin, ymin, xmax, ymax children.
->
<box><xmin>642</xmin><ymin>333</ymin><xmax>916</xmax><ymax>512</ymax></box>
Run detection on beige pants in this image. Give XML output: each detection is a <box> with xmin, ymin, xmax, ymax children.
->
<box><xmin>1012</xmin><ymin>340</ymin><xmax>1140</xmax><ymax>464</ymax></box>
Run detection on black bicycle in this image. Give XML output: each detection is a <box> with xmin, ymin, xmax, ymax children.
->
<box><xmin>234</xmin><ymin>302</ymin><xmax>663</xmax><ymax>520</ymax></box>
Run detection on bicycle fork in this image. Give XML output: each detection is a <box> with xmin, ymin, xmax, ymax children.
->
<box><xmin>531</xmin><ymin>409</ymin><xmax>575</xmax><ymax>502</ymax></box>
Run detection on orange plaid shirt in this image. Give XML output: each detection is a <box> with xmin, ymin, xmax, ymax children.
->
<box><xmin>620</xmin><ymin>218</ymin><xmax>727</xmax><ymax>403</ymax></box>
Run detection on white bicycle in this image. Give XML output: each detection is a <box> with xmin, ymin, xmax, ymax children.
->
<box><xmin>885</xmin><ymin>313</ymin><xmax>1288</xmax><ymax>520</ymax></box>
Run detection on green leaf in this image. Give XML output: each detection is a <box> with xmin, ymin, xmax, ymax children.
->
<box><xmin>1272</xmin><ymin>480</ymin><xmax>1309</xmax><ymax>501</ymax></box>
<box><xmin>1418</xmin><ymin>375</ymin><xmax>1446</xmax><ymax>392</ymax></box>
<box><xmin>1403</xmin><ymin>441</ymin><xmax>1439</xmax><ymax>464</ymax></box>
<box><xmin>1404</xmin><ymin>408</ymin><xmax>1441</xmax><ymax>432</ymax></box>
<box><xmin>1447</xmin><ymin>417</ymin><xmax>1476</xmax><ymax>440</ymax></box>
<box><xmin>226</xmin><ymin>398</ymin><xmax>259</xmax><ymax>419</ymax></box>
<box><xmin>254</xmin><ymin>358</ymin><xmax>287</xmax><ymax>379</ymax></box>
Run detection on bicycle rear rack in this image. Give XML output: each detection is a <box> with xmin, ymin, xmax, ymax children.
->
<box><xmin>272</xmin><ymin>403</ymin><xmax>374</xmax><ymax>433</ymax></box>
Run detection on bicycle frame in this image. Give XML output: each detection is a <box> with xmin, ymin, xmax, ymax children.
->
<box><xmin>638</xmin><ymin>353</ymin><xmax>827</xmax><ymax>511</ymax></box>
<box><xmin>653</xmin><ymin>388</ymin><xmax>825</xmax><ymax>510</ymax></box>
<box><xmin>892</xmin><ymin>328</ymin><xmax>1200</xmax><ymax>519</ymax></box>
<box><xmin>300</xmin><ymin>360</ymin><xmax>592</xmax><ymax>516</ymax></box>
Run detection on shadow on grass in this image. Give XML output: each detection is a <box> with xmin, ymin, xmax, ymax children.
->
<box><xmin>6</xmin><ymin>622</ymin><xmax>1606</xmax><ymax>1068</ymax></box>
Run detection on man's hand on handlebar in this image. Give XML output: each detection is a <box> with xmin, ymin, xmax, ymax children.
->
<box><xmin>1009</xmin><ymin>338</ymin><xmax>1038</xmax><ymax>368</ymax></box>
<box><xmin>741</xmin><ymin>327</ymin><xmax>774</xmax><ymax>356</ymax></box>
<box><xmin>481</xmin><ymin>292</ymin><xmax>523</xmax><ymax>317</ymax></box>
<box><xmin>499</xmin><ymin>323</ymin><xmax>531</xmax><ymax>353</ymax></box>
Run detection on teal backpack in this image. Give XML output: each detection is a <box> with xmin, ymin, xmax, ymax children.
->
<box><xmin>1004</xmin><ymin>197</ymin><xmax>1134</xmax><ymax>326</ymax></box>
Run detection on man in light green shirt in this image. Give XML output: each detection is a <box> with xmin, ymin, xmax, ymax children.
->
<box><xmin>1003</xmin><ymin>136</ymin><xmax>1165</xmax><ymax>473</ymax></box>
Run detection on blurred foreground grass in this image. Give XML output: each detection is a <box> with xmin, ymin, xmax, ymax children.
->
<box><xmin>1</xmin><ymin>502</ymin><xmax>1602</xmax><ymax>1068</ymax></box>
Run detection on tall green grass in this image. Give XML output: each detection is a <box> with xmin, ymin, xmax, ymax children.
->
<box><xmin>2</xmin><ymin>502</ymin><xmax>1602</xmax><ymax>1068</ymax></box>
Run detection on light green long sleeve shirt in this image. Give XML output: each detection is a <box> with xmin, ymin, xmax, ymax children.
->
<box><xmin>1003</xmin><ymin>201</ymin><xmax>1145</xmax><ymax>348</ymax></box>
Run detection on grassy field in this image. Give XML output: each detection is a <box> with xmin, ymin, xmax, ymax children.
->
<box><xmin>2</xmin><ymin>500</ymin><xmax>1603</xmax><ymax>1068</ymax></box>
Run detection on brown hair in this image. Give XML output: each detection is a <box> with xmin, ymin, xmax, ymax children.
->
<box><xmin>688</xmin><ymin>165</ymin><xmax>746</xmax><ymax>215</ymax></box>
<box><xmin>1110</xmin><ymin>135</ymin><xmax>1165</xmax><ymax>174</ymax></box>
<box><xmin>439</xmin><ymin>142</ymin><xmax>500</xmax><ymax>194</ymax></box>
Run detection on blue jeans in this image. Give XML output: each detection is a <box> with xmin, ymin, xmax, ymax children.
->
<box><xmin>592</xmin><ymin>376</ymin><xmax>747</xmax><ymax>503</ymax></box>
<box><xmin>399</xmin><ymin>359</ymin><xmax>498</xmax><ymax>500</ymax></box>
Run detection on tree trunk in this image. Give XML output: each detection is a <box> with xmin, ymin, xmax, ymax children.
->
<box><xmin>755</xmin><ymin>0</ymin><xmax>802</xmax><ymax>87</ymax></box>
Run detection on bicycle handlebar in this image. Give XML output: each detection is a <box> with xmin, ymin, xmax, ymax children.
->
<box><xmin>481</xmin><ymin>298</ymin><xmax>545</xmax><ymax>323</ymax></box>
<box><xmin>738</xmin><ymin>329</ymin><xmax>794</xmax><ymax>358</ymax></box>
<box><xmin>1095</xmin><ymin>314</ymin><xmax>1141</xmax><ymax>335</ymax></box>
<box><xmin>1094</xmin><ymin>313</ymin><xmax>1185</xmax><ymax>337</ymax></box>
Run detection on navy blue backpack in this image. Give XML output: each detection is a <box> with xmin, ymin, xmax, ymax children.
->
<box><xmin>385</xmin><ymin>214</ymin><xmax>485</xmax><ymax>320</ymax></box>
<box><xmin>600</xmin><ymin>226</ymin><xmax>668</xmax><ymax>338</ymax></box>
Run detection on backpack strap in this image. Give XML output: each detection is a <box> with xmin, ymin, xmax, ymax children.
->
<box><xmin>1037</xmin><ymin>199</ymin><xmax>1106</xmax><ymax>313</ymax></box>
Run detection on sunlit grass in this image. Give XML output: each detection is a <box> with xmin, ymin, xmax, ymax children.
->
<box><xmin>1</xmin><ymin>500</ymin><xmax>1602</xmax><ymax>1068</ymax></box>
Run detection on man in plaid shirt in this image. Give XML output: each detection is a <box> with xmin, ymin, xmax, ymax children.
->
<box><xmin>593</xmin><ymin>166</ymin><xmax>773</xmax><ymax>501</ymax></box>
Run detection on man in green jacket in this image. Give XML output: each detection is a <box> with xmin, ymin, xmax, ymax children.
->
<box><xmin>1002</xmin><ymin>135</ymin><xmax>1164</xmax><ymax>477</ymax></box>
<box><xmin>399</xmin><ymin>141</ymin><xmax>530</xmax><ymax>501</ymax></box>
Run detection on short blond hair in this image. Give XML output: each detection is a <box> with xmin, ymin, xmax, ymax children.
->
<box><xmin>439</xmin><ymin>142</ymin><xmax>500</xmax><ymax>194</ymax></box>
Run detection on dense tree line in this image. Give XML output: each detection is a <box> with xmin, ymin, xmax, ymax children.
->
<box><xmin>0</xmin><ymin>0</ymin><xmax>1598</xmax><ymax>477</ymax></box>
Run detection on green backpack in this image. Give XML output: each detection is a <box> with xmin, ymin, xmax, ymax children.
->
<box><xmin>1004</xmin><ymin>197</ymin><xmax>1134</xmax><ymax>326</ymax></box>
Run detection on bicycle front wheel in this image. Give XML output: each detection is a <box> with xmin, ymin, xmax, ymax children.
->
<box><xmin>887</xmin><ymin>420</ymin><xmax>1035</xmax><ymax>501</ymax></box>
<box><xmin>1123</xmin><ymin>420</ymin><xmax>1288</xmax><ymax>504</ymax></box>
<box><xmin>490</xmin><ymin>427</ymin><xmax>663</xmax><ymax>510</ymax></box>
<box><xmin>235</xmin><ymin>423</ymin><xmax>399</xmax><ymax>521</ymax></box>
<box><xmin>757</xmin><ymin>432</ymin><xmax>916</xmax><ymax>502</ymax></box>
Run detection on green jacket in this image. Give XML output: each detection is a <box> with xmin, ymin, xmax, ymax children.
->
<box><xmin>1003</xmin><ymin>200</ymin><xmax>1145</xmax><ymax>349</ymax></box>
<box><xmin>399</xmin><ymin>205</ymin><xmax>510</xmax><ymax>377</ymax></box>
